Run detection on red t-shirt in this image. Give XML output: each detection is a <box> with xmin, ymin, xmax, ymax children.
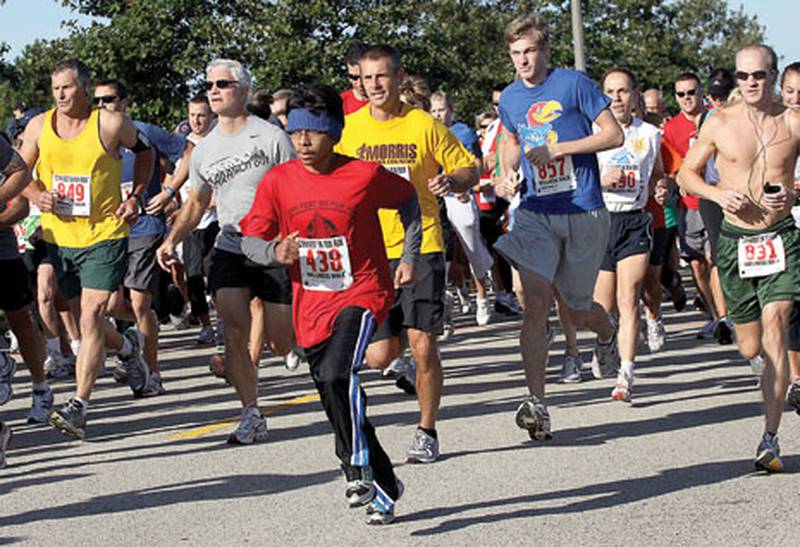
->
<box><xmin>240</xmin><ymin>156</ymin><xmax>415</xmax><ymax>347</ymax></box>
<box><xmin>340</xmin><ymin>89</ymin><xmax>368</xmax><ymax>116</ymax></box>
<box><xmin>645</xmin><ymin>195</ymin><xmax>665</xmax><ymax>229</ymax></box>
<box><xmin>662</xmin><ymin>112</ymin><xmax>699</xmax><ymax>210</ymax></box>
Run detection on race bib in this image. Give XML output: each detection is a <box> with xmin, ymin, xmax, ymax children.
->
<box><xmin>737</xmin><ymin>232</ymin><xmax>786</xmax><ymax>278</ymax></box>
<box><xmin>53</xmin><ymin>174</ymin><xmax>91</xmax><ymax>217</ymax></box>
<box><xmin>298</xmin><ymin>236</ymin><xmax>353</xmax><ymax>292</ymax></box>
<box><xmin>120</xmin><ymin>180</ymin><xmax>134</xmax><ymax>201</ymax></box>
<box><xmin>533</xmin><ymin>156</ymin><xmax>576</xmax><ymax>196</ymax></box>
<box><xmin>479</xmin><ymin>179</ymin><xmax>496</xmax><ymax>204</ymax></box>
<box><xmin>609</xmin><ymin>165</ymin><xmax>642</xmax><ymax>195</ymax></box>
<box><xmin>386</xmin><ymin>165</ymin><xmax>411</xmax><ymax>181</ymax></box>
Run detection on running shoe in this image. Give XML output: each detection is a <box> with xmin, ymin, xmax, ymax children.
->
<box><xmin>283</xmin><ymin>349</ymin><xmax>302</xmax><ymax>371</ymax></box>
<box><xmin>515</xmin><ymin>397</ymin><xmax>552</xmax><ymax>441</ymax></box>
<box><xmin>44</xmin><ymin>352</ymin><xmax>71</xmax><ymax>379</ymax></box>
<box><xmin>755</xmin><ymin>434</ymin><xmax>783</xmax><ymax>473</ymax></box>
<box><xmin>112</xmin><ymin>364</ymin><xmax>128</xmax><ymax>384</ymax></box>
<box><xmin>611</xmin><ymin>372</ymin><xmax>633</xmax><ymax>403</ymax></box>
<box><xmin>196</xmin><ymin>325</ymin><xmax>216</xmax><ymax>345</ymax></box>
<box><xmin>227</xmin><ymin>406</ymin><xmax>268</xmax><ymax>445</ymax></box>
<box><xmin>121</xmin><ymin>327</ymin><xmax>149</xmax><ymax>396</ymax></box>
<box><xmin>558</xmin><ymin>354</ymin><xmax>583</xmax><ymax>383</ymax></box>
<box><xmin>138</xmin><ymin>372</ymin><xmax>166</xmax><ymax>398</ymax></box>
<box><xmin>394</xmin><ymin>356</ymin><xmax>417</xmax><ymax>396</ymax></box>
<box><xmin>494</xmin><ymin>291</ymin><xmax>522</xmax><ymax>316</ymax></box>
<box><xmin>693</xmin><ymin>296</ymin><xmax>707</xmax><ymax>313</ymax></box>
<box><xmin>696</xmin><ymin>319</ymin><xmax>717</xmax><ymax>340</ymax></box>
<box><xmin>591</xmin><ymin>331</ymin><xmax>620</xmax><ymax>380</ymax></box>
<box><xmin>405</xmin><ymin>428</ymin><xmax>439</xmax><ymax>463</ymax></box>
<box><xmin>667</xmin><ymin>273</ymin><xmax>687</xmax><ymax>312</ymax></box>
<box><xmin>646</xmin><ymin>317</ymin><xmax>666</xmax><ymax>353</ymax></box>
<box><xmin>456</xmin><ymin>285</ymin><xmax>471</xmax><ymax>315</ymax></box>
<box><xmin>787</xmin><ymin>380</ymin><xmax>800</xmax><ymax>415</ymax></box>
<box><xmin>365</xmin><ymin>480</ymin><xmax>404</xmax><ymax>526</ymax></box>
<box><xmin>749</xmin><ymin>354</ymin><xmax>766</xmax><ymax>377</ymax></box>
<box><xmin>476</xmin><ymin>297</ymin><xmax>491</xmax><ymax>326</ymax></box>
<box><xmin>4</xmin><ymin>330</ymin><xmax>18</xmax><ymax>353</ymax></box>
<box><xmin>27</xmin><ymin>385</ymin><xmax>54</xmax><ymax>424</ymax></box>
<box><xmin>48</xmin><ymin>398</ymin><xmax>86</xmax><ymax>440</ymax></box>
<box><xmin>713</xmin><ymin>318</ymin><xmax>734</xmax><ymax>345</ymax></box>
<box><xmin>0</xmin><ymin>352</ymin><xmax>17</xmax><ymax>406</ymax></box>
<box><xmin>441</xmin><ymin>291</ymin><xmax>455</xmax><ymax>342</ymax></box>
<box><xmin>344</xmin><ymin>466</ymin><xmax>376</xmax><ymax>508</ymax></box>
<box><xmin>0</xmin><ymin>421</ymin><xmax>10</xmax><ymax>469</ymax></box>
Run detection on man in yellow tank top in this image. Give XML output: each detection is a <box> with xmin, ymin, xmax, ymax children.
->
<box><xmin>336</xmin><ymin>45</ymin><xmax>478</xmax><ymax>463</ymax></box>
<box><xmin>18</xmin><ymin>59</ymin><xmax>155</xmax><ymax>440</ymax></box>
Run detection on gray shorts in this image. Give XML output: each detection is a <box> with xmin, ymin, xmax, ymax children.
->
<box><xmin>494</xmin><ymin>208</ymin><xmax>609</xmax><ymax>310</ymax></box>
<box><xmin>124</xmin><ymin>234</ymin><xmax>163</xmax><ymax>293</ymax></box>
<box><xmin>678</xmin><ymin>207</ymin><xmax>709</xmax><ymax>261</ymax></box>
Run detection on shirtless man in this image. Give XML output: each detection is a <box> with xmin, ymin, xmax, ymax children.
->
<box><xmin>679</xmin><ymin>44</ymin><xmax>800</xmax><ymax>472</ymax></box>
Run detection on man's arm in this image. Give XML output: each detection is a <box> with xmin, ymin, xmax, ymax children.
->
<box><xmin>0</xmin><ymin>195</ymin><xmax>30</xmax><ymax>229</ymax></box>
<box><xmin>17</xmin><ymin>114</ymin><xmax>56</xmax><ymax>212</ymax></box>
<box><xmin>0</xmin><ymin>148</ymin><xmax>32</xmax><ymax>204</ymax></box>
<box><xmin>155</xmin><ymin>186</ymin><xmax>212</xmax><ymax>270</ymax></box>
<box><xmin>649</xmin><ymin>147</ymin><xmax>669</xmax><ymax>205</ymax></box>
<box><xmin>146</xmin><ymin>141</ymin><xmax>195</xmax><ymax>215</ymax></box>
<box><xmin>530</xmin><ymin>109</ymin><xmax>623</xmax><ymax>167</ymax></box>
<box><xmin>110</xmin><ymin>112</ymin><xmax>155</xmax><ymax>223</ymax></box>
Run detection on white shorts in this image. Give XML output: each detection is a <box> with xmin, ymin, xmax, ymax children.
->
<box><xmin>444</xmin><ymin>194</ymin><xmax>494</xmax><ymax>279</ymax></box>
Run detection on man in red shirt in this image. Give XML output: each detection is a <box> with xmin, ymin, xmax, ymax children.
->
<box><xmin>340</xmin><ymin>45</ymin><xmax>369</xmax><ymax>116</ymax></box>
<box><xmin>662</xmin><ymin>72</ymin><xmax>721</xmax><ymax>339</ymax></box>
<box><xmin>240</xmin><ymin>84</ymin><xmax>421</xmax><ymax>525</ymax></box>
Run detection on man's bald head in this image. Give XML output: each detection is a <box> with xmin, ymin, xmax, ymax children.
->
<box><xmin>643</xmin><ymin>88</ymin><xmax>664</xmax><ymax>116</ymax></box>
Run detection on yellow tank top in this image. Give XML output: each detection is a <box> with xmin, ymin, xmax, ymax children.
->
<box><xmin>37</xmin><ymin>108</ymin><xmax>127</xmax><ymax>248</ymax></box>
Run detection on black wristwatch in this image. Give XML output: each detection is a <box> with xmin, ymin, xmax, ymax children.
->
<box><xmin>130</xmin><ymin>193</ymin><xmax>145</xmax><ymax>214</ymax></box>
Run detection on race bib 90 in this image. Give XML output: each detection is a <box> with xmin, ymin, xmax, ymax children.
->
<box><xmin>53</xmin><ymin>174</ymin><xmax>91</xmax><ymax>217</ymax></box>
<box><xmin>608</xmin><ymin>165</ymin><xmax>642</xmax><ymax>194</ymax></box>
<box><xmin>737</xmin><ymin>232</ymin><xmax>786</xmax><ymax>278</ymax></box>
<box><xmin>533</xmin><ymin>156</ymin><xmax>576</xmax><ymax>196</ymax></box>
<box><xmin>297</xmin><ymin>236</ymin><xmax>353</xmax><ymax>292</ymax></box>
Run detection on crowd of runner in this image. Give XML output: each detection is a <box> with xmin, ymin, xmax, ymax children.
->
<box><xmin>2</xmin><ymin>12</ymin><xmax>800</xmax><ymax>525</ymax></box>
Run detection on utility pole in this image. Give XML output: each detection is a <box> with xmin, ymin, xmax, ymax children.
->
<box><xmin>571</xmin><ymin>0</ymin><xmax>587</xmax><ymax>72</ymax></box>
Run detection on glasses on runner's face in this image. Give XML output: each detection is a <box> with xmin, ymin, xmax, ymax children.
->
<box><xmin>480</xmin><ymin>123</ymin><xmax>490</xmax><ymax>129</ymax></box>
<box><xmin>735</xmin><ymin>70</ymin><xmax>768</xmax><ymax>81</ymax></box>
<box><xmin>93</xmin><ymin>95</ymin><xmax>117</xmax><ymax>105</ymax></box>
<box><xmin>346</xmin><ymin>72</ymin><xmax>360</xmax><ymax>81</ymax></box>
<box><xmin>675</xmin><ymin>89</ymin><xmax>697</xmax><ymax>98</ymax></box>
<box><xmin>203</xmin><ymin>79</ymin><xmax>239</xmax><ymax>91</ymax></box>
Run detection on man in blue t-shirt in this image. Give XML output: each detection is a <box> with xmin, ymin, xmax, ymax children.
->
<box><xmin>493</xmin><ymin>13</ymin><xmax>624</xmax><ymax>441</ymax></box>
<box><xmin>93</xmin><ymin>79</ymin><xmax>189</xmax><ymax>398</ymax></box>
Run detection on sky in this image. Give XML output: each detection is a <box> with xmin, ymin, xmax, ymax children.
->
<box><xmin>1</xmin><ymin>0</ymin><xmax>798</xmax><ymax>68</ymax></box>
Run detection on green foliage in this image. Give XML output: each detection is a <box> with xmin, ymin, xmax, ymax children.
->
<box><xmin>1</xmin><ymin>0</ymin><xmax>765</xmax><ymax>128</ymax></box>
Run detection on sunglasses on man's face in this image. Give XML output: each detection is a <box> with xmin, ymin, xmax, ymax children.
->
<box><xmin>675</xmin><ymin>89</ymin><xmax>697</xmax><ymax>98</ymax></box>
<box><xmin>202</xmin><ymin>79</ymin><xmax>239</xmax><ymax>91</ymax></box>
<box><xmin>93</xmin><ymin>95</ymin><xmax>117</xmax><ymax>105</ymax></box>
<box><xmin>735</xmin><ymin>70</ymin><xmax>768</xmax><ymax>81</ymax></box>
<box><xmin>346</xmin><ymin>72</ymin><xmax>361</xmax><ymax>81</ymax></box>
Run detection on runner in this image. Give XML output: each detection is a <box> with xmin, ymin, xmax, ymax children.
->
<box><xmin>341</xmin><ymin>44</ymin><xmax>369</xmax><ymax>115</ymax></box>
<box><xmin>337</xmin><ymin>44</ymin><xmax>478</xmax><ymax>463</ymax></box>
<box><xmin>493</xmin><ymin>14</ymin><xmax>623</xmax><ymax>439</ymax></box>
<box><xmin>592</xmin><ymin>67</ymin><xmax>665</xmax><ymax>401</ymax></box>
<box><xmin>241</xmin><ymin>83</ymin><xmax>420</xmax><ymax>524</ymax></box>
<box><xmin>18</xmin><ymin>59</ymin><xmax>154</xmax><ymax>439</ymax></box>
<box><xmin>93</xmin><ymin>78</ymin><xmax>189</xmax><ymax>397</ymax></box>
<box><xmin>156</xmin><ymin>59</ymin><xmax>296</xmax><ymax>444</ymax></box>
<box><xmin>679</xmin><ymin>44</ymin><xmax>800</xmax><ymax>472</ymax></box>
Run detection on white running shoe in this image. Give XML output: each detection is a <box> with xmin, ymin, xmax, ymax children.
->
<box><xmin>283</xmin><ymin>349</ymin><xmax>302</xmax><ymax>371</ymax></box>
<box><xmin>5</xmin><ymin>330</ymin><xmax>18</xmax><ymax>353</ymax></box>
<box><xmin>558</xmin><ymin>355</ymin><xmax>583</xmax><ymax>383</ymax></box>
<box><xmin>646</xmin><ymin>317</ymin><xmax>666</xmax><ymax>353</ymax></box>
<box><xmin>749</xmin><ymin>354</ymin><xmax>766</xmax><ymax>377</ymax></box>
<box><xmin>227</xmin><ymin>406</ymin><xmax>269</xmax><ymax>445</ymax></box>
<box><xmin>476</xmin><ymin>297</ymin><xmax>491</xmax><ymax>326</ymax></box>
<box><xmin>611</xmin><ymin>372</ymin><xmax>633</xmax><ymax>403</ymax></box>
<box><xmin>44</xmin><ymin>352</ymin><xmax>71</xmax><ymax>379</ymax></box>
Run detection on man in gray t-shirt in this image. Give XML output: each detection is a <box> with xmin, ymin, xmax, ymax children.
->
<box><xmin>0</xmin><ymin>135</ymin><xmax>53</xmax><ymax>437</ymax></box>
<box><xmin>156</xmin><ymin>59</ymin><xmax>296</xmax><ymax>445</ymax></box>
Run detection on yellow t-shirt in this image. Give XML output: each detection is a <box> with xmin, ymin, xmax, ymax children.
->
<box><xmin>336</xmin><ymin>104</ymin><xmax>475</xmax><ymax>259</ymax></box>
<box><xmin>36</xmin><ymin>108</ymin><xmax>126</xmax><ymax>248</ymax></box>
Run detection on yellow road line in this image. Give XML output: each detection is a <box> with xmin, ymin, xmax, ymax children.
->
<box><xmin>169</xmin><ymin>393</ymin><xmax>321</xmax><ymax>441</ymax></box>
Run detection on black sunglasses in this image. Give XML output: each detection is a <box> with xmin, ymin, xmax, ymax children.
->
<box><xmin>346</xmin><ymin>72</ymin><xmax>361</xmax><ymax>81</ymax></box>
<box><xmin>675</xmin><ymin>89</ymin><xmax>697</xmax><ymax>98</ymax></box>
<box><xmin>735</xmin><ymin>70</ymin><xmax>768</xmax><ymax>81</ymax></box>
<box><xmin>479</xmin><ymin>123</ymin><xmax>491</xmax><ymax>129</ymax></box>
<box><xmin>93</xmin><ymin>95</ymin><xmax>118</xmax><ymax>105</ymax></box>
<box><xmin>203</xmin><ymin>79</ymin><xmax>239</xmax><ymax>91</ymax></box>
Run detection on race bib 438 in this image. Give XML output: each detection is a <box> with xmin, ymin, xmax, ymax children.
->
<box><xmin>297</xmin><ymin>236</ymin><xmax>354</xmax><ymax>292</ymax></box>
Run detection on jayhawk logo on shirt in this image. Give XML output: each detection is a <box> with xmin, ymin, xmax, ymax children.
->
<box><xmin>519</xmin><ymin>100</ymin><xmax>563</xmax><ymax>151</ymax></box>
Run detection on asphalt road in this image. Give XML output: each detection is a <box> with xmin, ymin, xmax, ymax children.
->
<box><xmin>1</xmin><ymin>297</ymin><xmax>797</xmax><ymax>546</ymax></box>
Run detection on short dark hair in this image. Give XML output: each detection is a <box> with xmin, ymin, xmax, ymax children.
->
<box><xmin>781</xmin><ymin>61</ymin><xmax>800</xmax><ymax>88</ymax></box>
<box><xmin>94</xmin><ymin>78</ymin><xmax>128</xmax><ymax>100</ymax></box>
<box><xmin>188</xmin><ymin>93</ymin><xmax>210</xmax><ymax>106</ymax></box>
<box><xmin>344</xmin><ymin>43</ymin><xmax>368</xmax><ymax>66</ymax></box>
<box><xmin>248</xmin><ymin>89</ymin><xmax>273</xmax><ymax>120</ymax></box>
<box><xmin>13</xmin><ymin>102</ymin><xmax>27</xmax><ymax>113</ymax></box>
<box><xmin>492</xmin><ymin>82</ymin><xmax>508</xmax><ymax>94</ymax></box>
<box><xmin>675</xmin><ymin>72</ymin><xmax>701</xmax><ymax>88</ymax></box>
<box><xmin>286</xmin><ymin>83</ymin><xmax>344</xmax><ymax>127</ymax></box>
<box><xmin>52</xmin><ymin>59</ymin><xmax>91</xmax><ymax>87</ymax></box>
<box><xmin>601</xmin><ymin>67</ymin><xmax>638</xmax><ymax>89</ymax></box>
<box><xmin>707</xmin><ymin>68</ymin><xmax>734</xmax><ymax>99</ymax></box>
<box><xmin>359</xmin><ymin>44</ymin><xmax>402</xmax><ymax>73</ymax></box>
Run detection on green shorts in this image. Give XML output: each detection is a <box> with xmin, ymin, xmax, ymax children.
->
<box><xmin>47</xmin><ymin>238</ymin><xmax>128</xmax><ymax>300</ymax></box>
<box><xmin>716</xmin><ymin>216</ymin><xmax>800</xmax><ymax>324</ymax></box>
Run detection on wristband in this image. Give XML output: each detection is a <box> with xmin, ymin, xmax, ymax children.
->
<box><xmin>163</xmin><ymin>186</ymin><xmax>176</xmax><ymax>199</ymax></box>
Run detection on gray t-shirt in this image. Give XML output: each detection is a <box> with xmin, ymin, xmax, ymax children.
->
<box><xmin>190</xmin><ymin>115</ymin><xmax>295</xmax><ymax>254</ymax></box>
<box><xmin>0</xmin><ymin>137</ymin><xmax>22</xmax><ymax>260</ymax></box>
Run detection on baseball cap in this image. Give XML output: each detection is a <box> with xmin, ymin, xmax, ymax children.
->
<box><xmin>708</xmin><ymin>68</ymin><xmax>734</xmax><ymax>98</ymax></box>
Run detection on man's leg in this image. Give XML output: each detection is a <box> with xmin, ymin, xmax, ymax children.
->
<box><xmin>406</xmin><ymin>328</ymin><xmax>442</xmax><ymax>430</ymax></box>
<box><xmin>264</xmin><ymin>302</ymin><xmax>294</xmax><ymax>356</ymax></box>
<box><xmin>130</xmin><ymin>289</ymin><xmax>159</xmax><ymax>374</ymax></box>
<box><xmin>249</xmin><ymin>297</ymin><xmax>265</xmax><ymax>368</ymax></box>
<box><xmin>518</xmin><ymin>269</ymin><xmax>553</xmax><ymax>400</ymax></box>
<box><xmin>616</xmin><ymin>254</ymin><xmax>649</xmax><ymax>364</ymax></box>
<box><xmin>75</xmin><ymin>288</ymin><xmax>114</xmax><ymax>401</ymax></box>
<box><xmin>690</xmin><ymin>257</ymin><xmax>719</xmax><ymax>321</ymax></box>
<box><xmin>759</xmin><ymin>301</ymin><xmax>793</xmax><ymax>436</ymax></box>
<box><xmin>216</xmin><ymin>287</ymin><xmax>256</xmax><ymax>406</ymax></box>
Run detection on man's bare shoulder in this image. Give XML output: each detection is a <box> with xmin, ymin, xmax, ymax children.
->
<box><xmin>22</xmin><ymin>112</ymin><xmax>47</xmax><ymax>140</ymax></box>
<box><xmin>98</xmin><ymin>108</ymin><xmax>125</xmax><ymax>133</ymax></box>
<box><xmin>785</xmin><ymin>107</ymin><xmax>800</xmax><ymax>137</ymax></box>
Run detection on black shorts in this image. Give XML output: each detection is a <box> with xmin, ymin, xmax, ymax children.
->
<box><xmin>207</xmin><ymin>247</ymin><xmax>292</xmax><ymax>304</ymax></box>
<box><xmin>600</xmin><ymin>210</ymin><xmax>652</xmax><ymax>272</ymax></box>
<box><xmin>184</xmin><ymin>222</ymin><xmax>219</xmax><ymax>279</ymax></box>
<box><xmin>22</xmin><ymin>239</ymin><xmax>53</xmax><ymax>274</ymax></box>
<box><xmin>789</xmin><ymin>301</ymin><xmax>800</xmax><ymax>352</ymax></box>
<box><xmin>124</xmin><ymin>234</ymin><xmax>163</xmax><ymax>293</ymax></box>
<box><xmin>0</xmin><ymin>258</ymin><xmax>33</xmax><ymax>311</ymax></box>
<box><xmin>649</xmin><ymin>227</ymin><xmax>667</xmax><ymax>267</ymax></box>
<box><xmin>699</xmin><ymin>198</ymin><xmax>724</xmax><ymax>265</ymax></box>
<box><xmin>479</xmin><ymin>210</ymin><xmax>506</xmax><ymax>249</ymax></box>
<box><xmin>371</xmin><ymin>252</ymin><xmax>446</xmax><ymax>341</ymax></box>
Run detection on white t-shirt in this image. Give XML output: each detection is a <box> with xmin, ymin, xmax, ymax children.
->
<box><xmin>596</xmin><ymin>117</ymin><xmax>661</xmax><ymax>213</ymax></box>
<box><xmin>791</xmin><ymin>159</ymin><xmax>800</xmax><ymax>228</ymax></box>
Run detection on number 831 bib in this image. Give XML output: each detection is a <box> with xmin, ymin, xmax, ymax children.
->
<box><xmin>297</xmin><ymin>237</ymin><xmax>354</xmax><ymax>292</ymax></box>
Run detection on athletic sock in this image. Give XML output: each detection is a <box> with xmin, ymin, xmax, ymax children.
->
<box><xmin>73</xmin><ymin>397</ymin><xmax>89</xmax><ymax>415</ymax></box>
<box><xmin>418</xmin><ymin>426</ymin><xmax>437</xmax><ymax>439</ymax></box>
<box><xmin>70</xmin><ymin>339</ymin><xmax>81</xmax><ymax>356</ymax></box>
<box><xmin>621</xmin><ymin>360</ymin><xmax>634</xmax><ymax>380</ymax></box>
<box><xmin>119</xmin><ymin>336</ymin><xmax>133</xmax><ymax>358</ymax></box>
